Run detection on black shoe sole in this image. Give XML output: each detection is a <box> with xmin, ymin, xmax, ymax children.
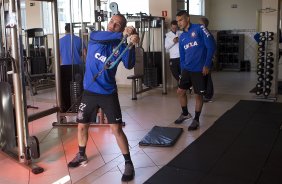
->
<box><xmin>121</xmin><ymin>171</ymin><xmax>135</xmax><ymax>182</ymax></box>
<box><xmin>68</xmin><ymin>160</ymin><xmax>88</xmax><ymax>168</ymax></box>
<box><xmin>174</xmin><ymin>121</ymin><xmax>185</xmax><ymax>124</ymax></box>
<box><xmin>188</xmin><ymin>126</ymin><xmax>199</xmax><ymax>131</ymax></box>
<box><xmin>174</xmin><ymin>117</ymin><xmax>192</xmax><ymax>124</ymax></box>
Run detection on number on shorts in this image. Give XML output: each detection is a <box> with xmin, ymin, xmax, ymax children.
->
<box><xmin>78</xmin><ymin>103</ymin><xmax>86</xmax><ymax>111</ymax></box>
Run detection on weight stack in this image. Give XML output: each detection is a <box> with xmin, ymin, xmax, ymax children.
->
<box><xmin>60</xmin><ymin>65</ymin><xmax>84</xmax><ymax>112</ymax></box>
<box><xmin>70</xmin><ymin>81</ymin><xmax>82</xmax><ymax>113</ymax></box>
<box><xmin>143</xmin><ymin>67</ymin><xmax>158</xmax><ymax>87</ymax></box>
<box><xmin>0</xmin><ymin>58</ymin><xmax>8</xmax><ymax>82</ymax></box>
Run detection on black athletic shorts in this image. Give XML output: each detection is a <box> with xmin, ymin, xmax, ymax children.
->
<box><xmin>76</xmin><ymin>90</ymin><xmax>122</xmax><ymax>124</ymax></box>
<box><xmin>179</xmin><ymin>70</ymin><xmax>205</xmax><ymax>95</ymax></box>
<box><xmin>169</xmin><ymin>58</ymin><xmax>181</xmax><ymax>81</ymax></box>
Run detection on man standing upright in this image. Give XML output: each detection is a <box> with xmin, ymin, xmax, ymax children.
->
<box><xmin>165</xmin><ymin>20</ymin><xmax>182</xmax><ymax>81</ymax></box>
<box><xmin>175</xmin><ymin>11</ymin><xmax>216</xmax><ymax>131</ymax></box>
<box><xmin>199</xmin><ymin>17</ymin><xmax>215</xmax><ymax>102</ymax></box>
<box><xmin>59</xmin><ymin>23</ymin><xmax>86</xmax><ymax>65</ymax></box>
<box><xmin>67</xmin><ymin>14</ymin><xmax>139</xmax><ymax>182</ymax></box>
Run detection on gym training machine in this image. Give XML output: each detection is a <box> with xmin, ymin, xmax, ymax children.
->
<box><xmin>126</xmin><ymin>12</ymin><xmax>167</xmax><ymax>100</ymax></box>
<box><xmin>0</xmin><ymin>0</ymin><xmax>167</xmax><ymax>175</ymax></box>
<box><xmin>0</xmin><ymin>0</ymin><xmax>46</xmax><ymax>174</ymax></box>
<box><xmin>24</xmin><ymin>28</ymin><xmax>55</xmax><ymax>96</ymax></box>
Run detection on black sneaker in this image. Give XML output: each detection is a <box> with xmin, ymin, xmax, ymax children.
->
<box><xmin>121</xmin><ymin>163</ymin><xmax>135</xmax><ymax>182</ymax></box>
<box><xmin>174</xmin><ymin>113</ymin><xmax>192</xmax><ymax>124</ymax></box>
<box><xmin>68</xmin><ymin>153</ymin><xmax>88</xmax><ymax>168</ymax></box>
<box><xmin>188</xmin><ymin>119</ymin><xmax>199</xmax><ymax>131</ymax></box>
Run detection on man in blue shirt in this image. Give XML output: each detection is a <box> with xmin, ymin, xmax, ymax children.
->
<box><xmin>199</xmin><ymin>17</ymin><xmax>215</xmax><ymax>102</ymax></box>
<box><xmin>175</xmin><ymin>11</ymin><xmax>216</xmax><ymax>131</ymax></box>
<box><xmin>59</xmin><ymin>23</ymin><xmax>86</xmax><ymax>65</ymax></box>
<box><xmin>67</xmin><ymin>14</ymin><xmax>139</xmax><ymax>182</ymax></box>
<box><xmin>59</xmin><ymin>23</ymin><xmax>86</xmax><ymax>112</ymax></box>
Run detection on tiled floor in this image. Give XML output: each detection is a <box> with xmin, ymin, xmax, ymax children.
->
<box><xmin>0</xmin><ymin>71</ymin><xmax>281</xmax><ymax>184</ymax></box>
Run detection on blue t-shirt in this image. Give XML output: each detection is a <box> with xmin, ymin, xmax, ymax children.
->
<box><xmin>59</xmin><ymin>34</ymin><xmax>85</xmax><ymax>65</ymax></box>
<box><xmin>83</xmin><ymin>31</ymin><xmax>135</xmax><ymax>94</ymax></box>
<box><xmin>179</xmin><ymin>23</ymin><xmax>216</xmax><ymax>72</ymax></box>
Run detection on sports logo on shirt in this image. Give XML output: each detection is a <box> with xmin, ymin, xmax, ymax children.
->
<box><xmin>191</xmin><ymin>32</ymin><xmax>196</xmax><ymax>38</ymax></box>
<box><xmin>184</xmin><ymin>41</ymin><xmax>198</xmax><ymax>49</ymax></box>
<box><xmin>95</xmin><ymin>53</ymin><xmax>107</xmax><ymax>63</ymax></box>
<box><xmin>200</xmin><ymin>25</ymin><xmax>211</xmax><ymax>37</ymax></box>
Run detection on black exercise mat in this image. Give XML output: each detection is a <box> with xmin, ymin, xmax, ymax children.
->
<box><xmin>139</xmin><ymin>126</ymin><xmax>183</xmax><ymax>147</ymax></box>
<box><xmin>144</xmin><ymin>100</ymin><xmax>282</xmax><ymax>184</ymax></box>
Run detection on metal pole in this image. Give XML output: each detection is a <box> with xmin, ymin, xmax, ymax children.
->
<box><xmin>275</xmin><ymin>0</ymin><xmax>280</xmax><ymax>97</ymax></box>
<box><xmin>131</xmin><ymin>79</ymin><xmax>137</xmax><ymax>100</ymax></box>
<box><xmin>80</xmin><ymin>0</ymin><xmax>84</xmax><ymax>63</ymax></box>
<box><xmin>161</xmin><ymin>17</ymin><xmax>167</xmax><ymax>94</ymax></box>
<box><xmin>25</xmin><ymin>30</ymin><xmax>31</xmax><ymax>73</ymax></box>
<box><xmin>9</xmin><ymin>0</ymin><xmax>29</xmax><ymax>163</ymax></box>
<box><xmin>51</xmin><ymin>0</ymin><xmax>62</xmax><ymax>110</ymax></box>
<box><xmin>94</xmin><ymin>0</ymin><xmax>101</xmax><ymax>31</ymax></box>
<box><xmin>44</xmin><ymin>35</ymin><xmax>49</xmax><ymax>71</ymax></box>
<box><xmin>68</xmin><ymin>0</ymin><xmax>75</xmax><ymax>82</ymax></box>
<box><xmin>1</xmin><ymin>0</ymin><xmax>7</xmax><ymax>57</ymax></box>
<box><xmin>186</xmin><ymin>1</ymin><xmax>189</xmax><ymax>14</ymax></box>
<box><xmin>0</xmin><ymin>1</ymin><xmax>3</xmax><ymax>57</ymax></box>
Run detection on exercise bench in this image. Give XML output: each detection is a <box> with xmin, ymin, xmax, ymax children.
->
<box><xmin>127</xmin><ymin>74</ymin><xmax>153</xmax><ymax>100</ymax></box>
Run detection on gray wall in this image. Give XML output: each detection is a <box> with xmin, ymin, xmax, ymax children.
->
<box><xmin>206</xmin><ymin>0</ymin><xmax>262</xmax><ymax>30</ymax></box>
<box><xmin>25</xmin><ymin>0</ymin><xmax>42</xmax><ymax>29</ymax></box>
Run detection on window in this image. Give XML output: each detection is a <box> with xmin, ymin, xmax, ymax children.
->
<box><xmin>42</xmin><ymin>0</ymin><xmax>93</xmax><ymax>34</ymax></box>
<box><xmin>177</xmin><ymin>0</ymin><xmax>204</xmax><ymax>16</ymax></box>
<box><xmin>20</xmin><ymin>1</ymin><xmax>26</xmax><ymax>30</ymax></box>
<box><xmin>42</xmin><ymin>2</ymin><xmax>52</xmax><ymax>34</ymax></box>
<box><xmin>42</xmin><ymin>0</ymin><xmax>149</xmax><ymax>33</ymax></box>
<box><xmin>189</xmin><ymin>0</ymin><xmax>204</xmax><ymax>16</ymax></box>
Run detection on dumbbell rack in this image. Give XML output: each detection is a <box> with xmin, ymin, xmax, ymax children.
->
<box><xmin>255</xmin><ymin>31</ymin><xmax>277</xmax><ymax>101</ymax></box>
